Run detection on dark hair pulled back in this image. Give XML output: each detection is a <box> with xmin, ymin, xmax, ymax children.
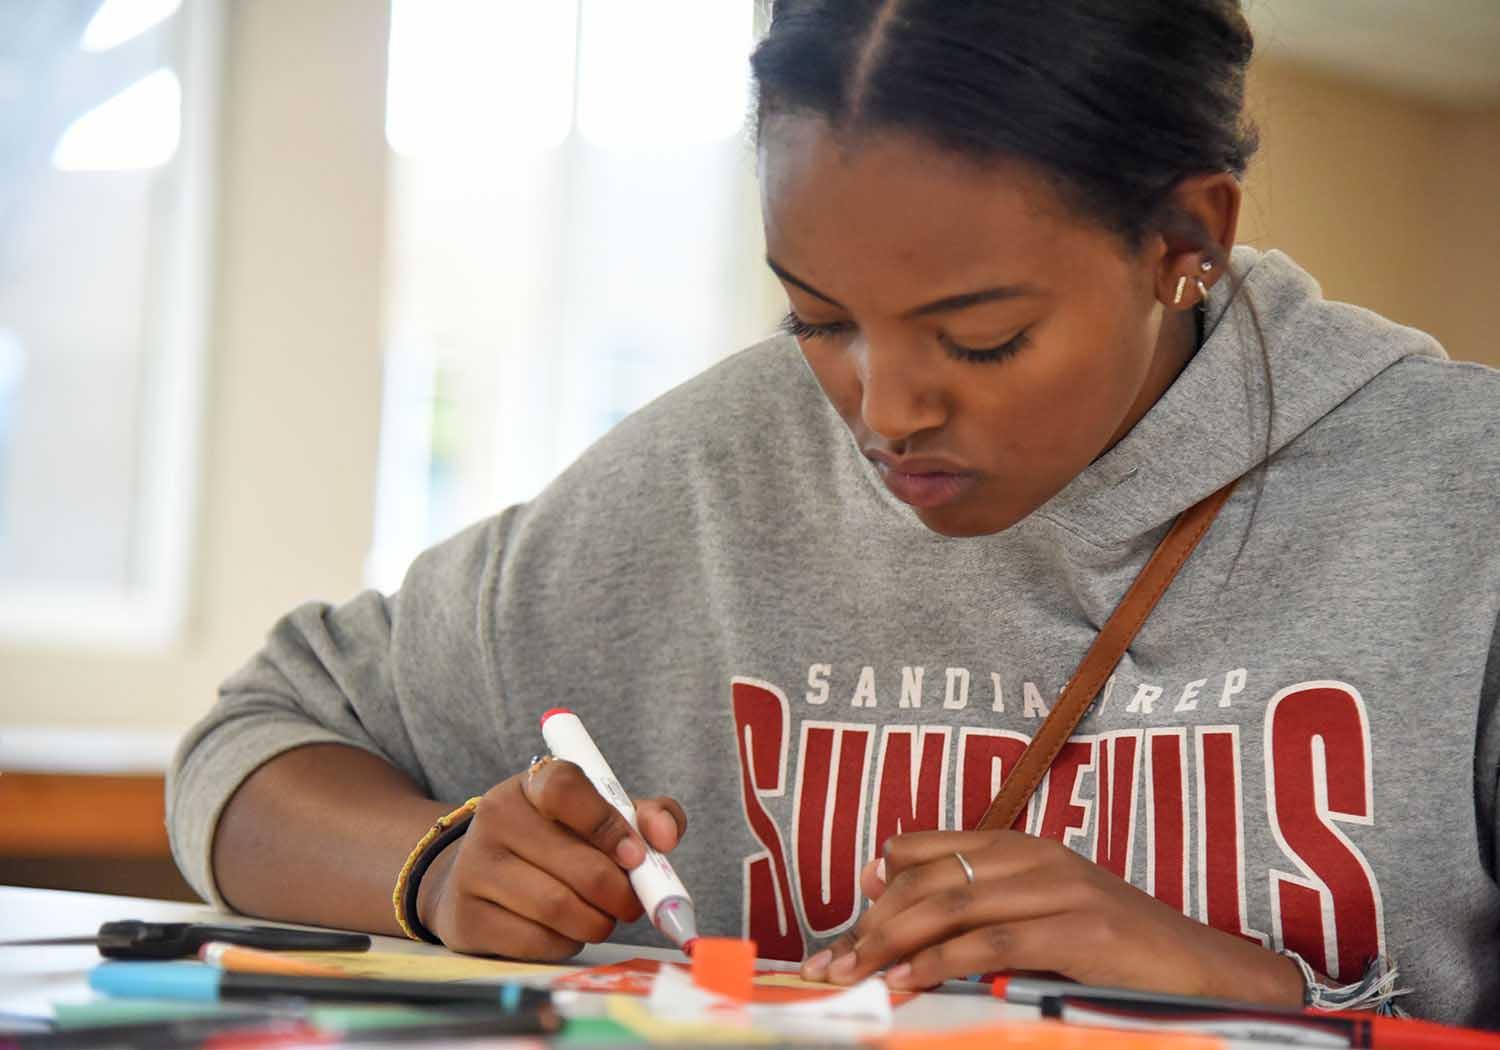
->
<box><xmin>751</xmin><ymin>1</ymin><xmax>1270</xmax><ymax>577</ymax></box>
<box><xmin>750</xmin><ymin>0</ymin><xmax>1259</xmax><ymax>260</ymax></box>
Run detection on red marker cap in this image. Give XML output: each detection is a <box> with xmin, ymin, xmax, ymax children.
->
<box><xmin>990</xmin><ymin>975</ymin><xmax>1009</xmax><ymax>997</ymax></box>
<box><xmin>540</xmin><ymin>708</ymin><xmax>574</xmax><ymax>727</ymax></box>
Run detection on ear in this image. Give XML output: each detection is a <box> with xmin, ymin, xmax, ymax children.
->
<box><xmin>1152</xmin><ymin>172</ymin><xmax>1242</xmax><ymax>313</ymax></box>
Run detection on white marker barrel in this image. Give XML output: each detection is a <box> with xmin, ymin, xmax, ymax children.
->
<box><xmin>540</xmin><ymin>708</ymin><xmax>699</xmax><ymax>951</ymax></box>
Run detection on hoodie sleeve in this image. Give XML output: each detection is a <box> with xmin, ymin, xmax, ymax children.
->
<box><xmin>166</xmin><ymin>512</ymin><xmax>514</xmax><ymax>909</ymax></box>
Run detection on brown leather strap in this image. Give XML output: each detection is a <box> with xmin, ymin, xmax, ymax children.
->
<box><xmin>977</xmin><ymin>478</ymin><xmax>1240</xmax><ymax>832</ymax></box>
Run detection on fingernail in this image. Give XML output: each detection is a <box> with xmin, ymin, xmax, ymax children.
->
<box><xmin>875</xmin><ymin>858</ymin><xmax>887</xmax><ymax>883</ymax></box>
<box><xmin>885</xmin><ymin>963</ymin><xmax>912</xmax><ymax>988</ymax></box>
<box><xmin>828</xmin><ymin>953</ymin><xmax>857</xmax><ymax>982</ymax></box>
<box><xmin>615</xmin><ymin>837</ymin><xmax>645</xmax><ymax>868</ymax></box>
<box><xmin>803</xmin><ymin>950</ymin><xmax>832</xmax><ymax>979</ymax></box>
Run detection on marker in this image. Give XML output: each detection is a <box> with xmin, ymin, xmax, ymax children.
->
<box><xmin>198</xmin><ymin>940</ymin><xmax>346</xmax><ymax>978</ymax></box>
<box><xmin>0</xmin><ymin>1014</ymin><xmax>322</xmax><ymax>1050</ymax></box>
<box><xmin>993</xmin><ymin>973</ymin><xmax>1280</xmax><ymax>1010</ymax></box>
<box><xmin>540</xmin><ymin>708</ymin><xmax>700</xmax><ymax>953</ymax></box>
<box><xmin>1042</xmin><ymin>994</ymin><xmax>1347</xmax><ymax>1048</ymax></box>
<box><xmin>90</xmin><ymin>961</ymin><xmax>552</xmax><ymax>1012</ymax></box>
<box><xmin>1039</xmin><ymin>993</ymin><xmax>1500</xmax><ymax>1049</ymax></box>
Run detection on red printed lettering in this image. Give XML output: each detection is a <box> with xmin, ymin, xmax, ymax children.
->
<box><xmin>1147</xmin><ymin>728</ymin><xmax>1189</xmax><ymax>913</ymax></box>
<box><xmin>1196</xmin><ymin>726</ymin><xmax>1268</xmax><ymax>946</ymax></box>
<box><xmin>793</xmin><ymin>721</ymin><xmax>874</xmax><ymax>936</ymax></box>
<box><xmin>870</xmin><ymin>726</ymin><xmax>951</xmax><ymax>859</ymax></box>
<box><xmin>1035</xmin><ymin>739</ymin><xmax>1096</xmax><ymax>850</ymax></box>
<box><xmin>730</xmin><ymin>678</ymin><xmax>804</xmax><ymax>960</ymax></box>
<box><xmin>1093</xmin><ymin>731</ymin><xmax>1141</xmax><ymax>880</ymax></box>
<box><xmin>955</xmin><ymin>728</ymin><xmax>1032</xmax><ymax>832</ymax></box>
<box><xmin>1266</xmin><ymin>682</ymin><xmax>1384</xmax><ymax>981</ymax></box>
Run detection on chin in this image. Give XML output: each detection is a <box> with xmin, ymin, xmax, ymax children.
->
<box><xmin>913</xmin><ymin>504</ymin><xmax>1020</xmax><ymax>539</ymax></box>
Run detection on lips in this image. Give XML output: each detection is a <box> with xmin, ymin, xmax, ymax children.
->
<box><xmin>865</xmin><ymin>450</ymin><xmax>978</xmax><ymax>509</ymax></box>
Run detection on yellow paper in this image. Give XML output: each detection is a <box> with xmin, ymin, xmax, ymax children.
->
<box><xmin>283</xmin><ymin>949</ymin><xmax>579</xmax><ymax>983</ymax></box>
<box><xmin>753</xmin><ymin>972</ymin><xmax>843</xmax><ymax>990</ymax></box>
<box><xmin>605</xmin><ymin>994</ymin><xmax>778</xmax><ymax>1045</ymax></box>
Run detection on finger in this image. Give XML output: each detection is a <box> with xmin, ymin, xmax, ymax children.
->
<box><xmin>477</xmin><ymin>852</ymin><xmax>617</xmax><ymax>945</ymax></box>
<box><xmin>885</xmin><ymin>914</ymin><xmax>1085</xmax><ymax>991</ymax></box>
<box><xmin>867</xmin><ymin>833</ymin><xmax>1065</xmax><ymax>937</ymax></box>
<box><xmin>882</xmin><ymin>829</ymin><xmax>1043</xmax><ymax>883</ymax></box>
<box><xmin>860</xmin><ymin>857</ymin><xmax>887</xmax><ymax>901</ymax></box>
<box><xmin>523</xmin><ymin>759</ymin><xmax>647</xmax><ymax>869</ymax></box>
<box><xmin>440</xmin><ymin>894</ymin><xmax>583</xmax><ymax>961</ymax></box>
<box><xmin>840</xmin><ymin>850</ymin><xmax>977</xmax><ymax>958</ymax></box>
<box><xmin>635</xmin><ymin>796</ymin><xmax>686</xmax><ymax>852</ymax></box>
<box><xmin>835</xmin><ymin>866</ymin><xmax>1079</xmax><ymax>983</ymax></box>
<box><xmin>801</xmin><ymin>930</ymin><xmax>857</xmax><ymax>982</ymax></box>
<box><xmin>481</xmin><ymin>782</ymin><xmax>643</xmax><ymax>921</ymax></box>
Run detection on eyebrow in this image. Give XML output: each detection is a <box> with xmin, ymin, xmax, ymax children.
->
<box><xmin>765</xmin><ymin>256</ymin><xmax>1042</xmax><ymax>319</ymax></box>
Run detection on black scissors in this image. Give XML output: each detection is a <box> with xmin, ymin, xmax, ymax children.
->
<box><xmin>0</xmin><ymin>920</ymin><xmax>371</xmax><ymax>959</ymax></box>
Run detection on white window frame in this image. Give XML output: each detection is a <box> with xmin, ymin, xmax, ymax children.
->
<box><xmin>0</xmin><ymin>0</ymin><xmax>222</xmax><ymax>650</ymax></box>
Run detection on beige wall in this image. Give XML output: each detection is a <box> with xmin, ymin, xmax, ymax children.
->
<box><xmin>1243</xmin><ymin>57</ymin><xmax>1500</xmax><ymax>367</ymax></box>
<box><xmin>0</xmin><ymin>19</ymin><xmax>1496</xmax><ymax>740</ymax></box>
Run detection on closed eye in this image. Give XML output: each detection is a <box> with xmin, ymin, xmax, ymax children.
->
<box><xmin>778</xmin><ymin>312</ymin><xmax>855</xmax><ymax>341</ymax></box>
<box><xmin>779</xmin><ymin>311</ymin><xmax>1030</xmax><ymax>365</ymax></box>
<box><xmin>940</xmin><ymin>330</ymin><xmax>1031</xmax><ymax>364</ymax></box>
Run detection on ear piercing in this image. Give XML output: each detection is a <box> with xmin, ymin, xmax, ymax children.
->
<box><xmin>1173</xmin><ymin>258</ymin><xmax>1215</xmax><ymax>306</ymax></box>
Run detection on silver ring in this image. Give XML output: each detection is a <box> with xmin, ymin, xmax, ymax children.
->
<box><xmin>954</xmin><ymin>851</ymin><xmax>976</xmax><ymax>885</ymax></box>
<box><xmin>526</xmin><ymin>753</ymin><xmax>554</xmax><ymax>785</ymax></box>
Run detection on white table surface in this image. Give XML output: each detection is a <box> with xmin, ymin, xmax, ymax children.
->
<box><xmin>0</xmin><ymin>885</ymin><xmax>1020</xmax><ymax>1032</ymax></box>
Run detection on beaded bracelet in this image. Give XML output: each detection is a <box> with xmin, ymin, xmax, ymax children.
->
<box><xmin>1279</xmin><ymin>950</ymin><xmax>1408</xmax><ymax>1017</ymax></box>
<box><xmin>392</xmin><ymin>797</ymin><xmax>483</xmax><ymax>943</ymax></box>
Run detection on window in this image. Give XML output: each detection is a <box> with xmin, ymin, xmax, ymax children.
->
<box><xmin>0</xmin><ymin>0</ymin><xmax>219</xmax><ymax>646</ymax></box>
<box><xmin>369</xmin><ymin>0</ymin><xmax>785</xmax><ymax>590</ymax></box>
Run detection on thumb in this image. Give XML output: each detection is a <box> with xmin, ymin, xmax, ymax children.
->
<box><xmin>634</xmin><ymin>796</ymin><xmax>687</xmax><ymax>852</ymax></box>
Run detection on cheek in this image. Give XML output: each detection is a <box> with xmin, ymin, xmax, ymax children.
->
<box><xmin>1054</xmin><ymin>315</ymin><xmax>1153</xmax><ymax>423</ymax></box>
<box><xmin>797</xmin><ymin>342</ymin><xmax>863</xmax><ymax>422</ymax></box>
<box><xmin>961</xmin><ymin>306</ymin><xmax>1155</xmax><ymax>466</ymax></box>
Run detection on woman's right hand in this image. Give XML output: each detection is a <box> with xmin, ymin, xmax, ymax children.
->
<box><xmin>414</xmin><ymin>760</ymin><xmax>687</xmax><ymax>960</ymax></box>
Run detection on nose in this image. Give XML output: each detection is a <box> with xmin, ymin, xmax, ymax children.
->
<box><xmin>855</xmin><ymin>333</ymin><xmax>948</xmax><ymax>443</ymax></box>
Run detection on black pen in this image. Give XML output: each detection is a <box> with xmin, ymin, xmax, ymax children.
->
<box><xmin>0</xmin><ymin>1013</ymin><xmax>307</xmax><ymax>1050</ymax></box>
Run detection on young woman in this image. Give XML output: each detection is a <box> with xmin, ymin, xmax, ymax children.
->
<box><xmin>168</xmin><ymin>0</ymin><xmax>1500</xmax><ymax>1026</ymax></box>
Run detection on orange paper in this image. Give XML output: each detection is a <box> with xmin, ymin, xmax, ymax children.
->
<box><xmin>691</xmin><ymin>937</ymin><xmax>757</xmax><ymax>1001</ymax></box>
<box><xmin>887</xmin><ymin>1021</ymin><xmax>1224</xmax><ymax>1050</ymax></box>
<box><xmin>554</xmin><ymin>956</ymin><xmax>915</xmax><ymax>1006</ymax></box>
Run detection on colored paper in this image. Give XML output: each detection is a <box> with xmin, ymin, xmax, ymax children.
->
<box><xmin>555</xmin><ymin>956</ymin><xmax>913</xmax><ymax>1005</ymax></box>
<box><xmin>282</xmin><ymin>949</ymin><xmax>578</xmax><ymax>983</ymax></box>
<box><xmin>691</xmin><ymin>938</ymin><xmax>757</xmax><ymax>1001</ymax></box>
<box><xmin>646</xmin><ymin>961</ymin><xmax>892</xmax><ymax>1041</ymax></box>
<box><xmin>886</xmin><ymin>1021</ymin><xmax>1225</xmax><ymax>1050</ymax></box>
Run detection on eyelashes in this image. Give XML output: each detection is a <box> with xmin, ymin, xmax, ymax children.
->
<box><xmin>778</xmin><ymin>312</ymin><xmax>856</xmax><ymax>342</ymax></box>
<box><xmin>778</xmin><ymin>311</ymin><xmax>1030</xmax><ymax>365</ymax></box>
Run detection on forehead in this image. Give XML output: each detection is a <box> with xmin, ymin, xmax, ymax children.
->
<box><xmin>758</xmin><ymin>115</ymin><xmax>1114</xmax><ymax>303</ymax></box>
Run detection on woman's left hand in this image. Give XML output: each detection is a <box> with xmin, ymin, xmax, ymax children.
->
<box><xmin>799</xmin><ymin>829</ymin><xmax>1304</xmax><ymax>1007</ymax></box>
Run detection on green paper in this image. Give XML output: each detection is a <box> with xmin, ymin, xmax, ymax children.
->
<box><xmin>559</xmin><ymin>1016</ymin><xmax>647</xmax><ymax>1044</ymax></box>
<box><xmin>53</xmin><ymin>999</ymin><xmax>453</xmax><ymax>1032</ymax></box>
<box><xmin>52</xmin><ymin>1000</ymin><xmax>269</xmax><ymax>1028</ymax></box>
<box><xmin>305</xmin><ymin>1005</ymin><xmax>477</xmax><ymax>1030</ymax></box>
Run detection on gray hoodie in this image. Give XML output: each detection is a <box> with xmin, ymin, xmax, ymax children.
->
<box><xmin>169</xmin><ymin>246</ymin><xmax>1500</xmax><ymax>1024</ymax></box>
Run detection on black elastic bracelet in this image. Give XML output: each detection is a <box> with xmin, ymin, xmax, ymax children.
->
<box><xmin>400</xmin><ymin>814</ymin><xmax>477</xmax><ymax>944</ymax></box>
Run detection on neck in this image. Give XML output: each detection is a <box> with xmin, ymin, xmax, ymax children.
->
<box><xmin>1101</xmin><ymin>306</ymin><xmax>1201</xmax><ymax>455</ymax></box>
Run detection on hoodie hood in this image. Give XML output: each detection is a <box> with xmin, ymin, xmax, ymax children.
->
<box><xmin>1033</xmin><ymin>245</ymin><xmax>1447</xmax><ymax>546</ymax></box>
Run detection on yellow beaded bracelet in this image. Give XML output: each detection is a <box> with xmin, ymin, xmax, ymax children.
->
<box><xmin>392</xmin><ymin>796</ymin><xmax>483</xmax><ymax>943</ymax></box>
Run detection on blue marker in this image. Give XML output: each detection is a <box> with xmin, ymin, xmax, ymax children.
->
<box><xmin>90</xmin><ymin>962</ymin><xmax>546</xmax><ymax>1012</ymax></box>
